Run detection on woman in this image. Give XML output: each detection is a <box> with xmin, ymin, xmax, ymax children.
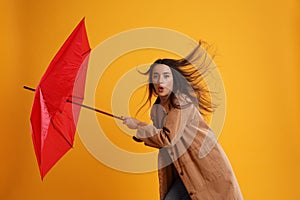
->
<box><xmin>122</xmin><ymin>43</ymin><xmax>243</xmax><ymax>200</ymax></box>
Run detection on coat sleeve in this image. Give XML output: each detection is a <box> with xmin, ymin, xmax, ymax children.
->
<box><xmin>135</xmin><ymin>108</ymin><xmax>182</xmax><ymax>148</ymax></box>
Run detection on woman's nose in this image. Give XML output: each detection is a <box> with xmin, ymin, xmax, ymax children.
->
<box><xmin>158</xmin><ymin>76</ymin><xmax>164</xmax><ymax>84</ymax></box>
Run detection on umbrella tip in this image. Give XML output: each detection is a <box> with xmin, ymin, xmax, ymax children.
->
<box><xmin>23</xmin><ymin>85</ymin><xmax>36</xmax><ymax>92</ymax></box>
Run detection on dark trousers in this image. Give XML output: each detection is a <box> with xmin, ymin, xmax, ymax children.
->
<box><xmin>164</xmin><ymin>178</ymin><xmax>191</xmax><ymax>200</ymax></box>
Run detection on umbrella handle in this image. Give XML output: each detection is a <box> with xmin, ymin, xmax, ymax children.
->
<box><xmin>132</xmin><ymin>136</ymin><xmax>143</xmax><ymax>142</ymax></box>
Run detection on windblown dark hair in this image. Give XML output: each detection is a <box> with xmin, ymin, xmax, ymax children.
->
<box><xmin>137</xmin><ymin>41</ymin><xmax>216</xmax><ymax>117</ymax></box>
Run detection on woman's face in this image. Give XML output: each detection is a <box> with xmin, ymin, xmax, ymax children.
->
<box><xmin>151</xmin><ymin>64</ymin><xmax>174</xmax><ymax>98</ymax></box>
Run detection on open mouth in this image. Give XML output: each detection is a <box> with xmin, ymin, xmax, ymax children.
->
<box><xmin>158</xmin><ymin>86</ymin><xmax>164</xmax><ymax>93</ymax></box>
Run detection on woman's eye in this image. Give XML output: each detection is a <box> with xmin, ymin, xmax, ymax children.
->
<box><xmin>164</xmin><ymin>75</ymin><xmax>170</xmax><ymax>79</ymax></box>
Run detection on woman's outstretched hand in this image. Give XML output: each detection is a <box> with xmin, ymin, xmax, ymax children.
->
<box><xmin>122</xmin><ymin>117</ymin><xmax>146</xmax><ymax>142</ymax></box>
<box><xmin>122</xmin><ymin>117</ymin><xmax>143</xmax><ymax>129</ymax></box>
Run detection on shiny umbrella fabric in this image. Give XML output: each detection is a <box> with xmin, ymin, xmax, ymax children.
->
<box><xmin>30</xmin><ymin>18</ymin><xmax>91</xmax><ymax>179</ymax></box>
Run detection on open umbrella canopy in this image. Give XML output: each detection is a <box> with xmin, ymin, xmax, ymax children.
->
<box><xmin>30</xmin><ymin>18</ymin><xmax>91</xmax><ymax>179</ymax></box>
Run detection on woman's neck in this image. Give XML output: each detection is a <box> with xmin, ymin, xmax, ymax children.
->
<box><xmin>159</xmin><ymin>95</ymin><xmax>170</xmax><ymax>111</ymax></box>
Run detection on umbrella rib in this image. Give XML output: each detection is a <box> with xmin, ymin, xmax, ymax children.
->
<box><xmin>82</xmin><ymin>49</ymin><xmax>91</xmax><ymax>56</ymax></box>
<box><xmin>50</xmin><ymin>119</ymin><xmax>73</xmax><ymax>148</ymax></box>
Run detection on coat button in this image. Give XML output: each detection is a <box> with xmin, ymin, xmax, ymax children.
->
<box><xmin>180</xmin><ymin>172</ymin><xmax>184</xmax><ymax>176</ymax></box>
<box><xmin>170</xmin><ymin>151</ymin><xmax>174</xmax><ymax>156</ymax></box>
<box><xmin>189</xmin><ymin>192</ymin><xmax>193</xmax><ymax>196</ymax></box>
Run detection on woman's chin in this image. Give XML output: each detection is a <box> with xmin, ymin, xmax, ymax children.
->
<box><xmin>158</xmin><ymin>92</ymin><xmax>171</xmax><ymax>98</ymax></box>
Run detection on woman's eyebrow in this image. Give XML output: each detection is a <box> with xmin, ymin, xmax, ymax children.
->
<box><xmin>153</xmin><ymin>72</ymin><xmax>171</xmax><ymax>74</ymax></box>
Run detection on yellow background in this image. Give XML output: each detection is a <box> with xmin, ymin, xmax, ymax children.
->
<box><xmin>1</xmin><ymin>0</ymin><xmax>299</xmax><ymax>199</ymax></box>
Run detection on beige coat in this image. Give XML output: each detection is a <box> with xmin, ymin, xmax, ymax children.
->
<box><xmin>136</xmin><ymin>98</ymin><xmax>243</xmax><ymax>200</ymax></box>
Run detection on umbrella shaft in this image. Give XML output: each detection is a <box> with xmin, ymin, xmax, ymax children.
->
<box><xmin>66</xmin><ymin>99</ymin><xmax>123</xmax><ymax>120</ymax></box>
<box><xmin>24</xmin><ymin>85</ymin><xmax>123</xmax><ymax>120</ymax></box>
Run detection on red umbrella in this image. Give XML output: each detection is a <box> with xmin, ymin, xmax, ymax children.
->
<box><xmin>29</xmin><ymin>18</ymin><xmax>91</xmax><ymax>179</ymax></box>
